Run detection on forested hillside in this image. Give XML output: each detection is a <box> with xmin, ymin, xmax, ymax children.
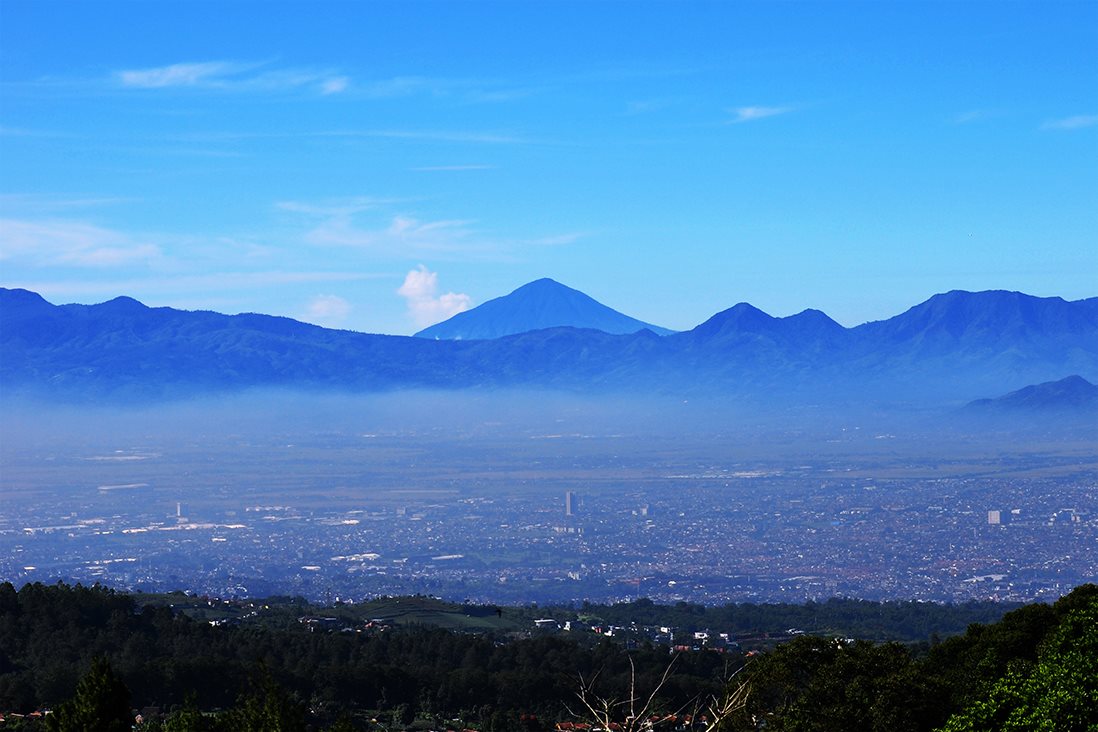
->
<box><xmin>0</xmin><ymin>583</ymin><xmax>1093</xmax><ymax>730</ymax></box>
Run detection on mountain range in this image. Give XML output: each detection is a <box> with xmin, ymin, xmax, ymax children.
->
<box><xmin>2</xmin><ymin>283</ymin><xmax>1096</xmax><ymax>405</ymax></box>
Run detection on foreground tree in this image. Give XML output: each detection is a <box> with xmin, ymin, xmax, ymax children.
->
<box><xmin>938</xmin><ymin>592</ymin><xmax>1098</xmax><ymax>732</ymax></box>
<box><xmin>45</xmin><ymin>657</ymin><xmax>132</xmax><ymax>732</ymax></box>
<box><xmin>217</xmin><ymin>670</ymin><xmax>307</xmax><ymax>732</ymax></box>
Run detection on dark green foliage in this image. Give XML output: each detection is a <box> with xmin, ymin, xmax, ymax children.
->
<box><xmin>44</xmin><ymin>657</ymin><xmax>131</xmax><ymax>732</ymax></box>
<box><xmin>0</xmin><ymin>582</ymin><xmax>730</xmax><ymax>726</ymax></box>
<box><xmin>158</xmin><ymin>695</ymin><xmax>217</xmax><ymax>732</ymax></box>
<box><xmin>2</xmin><ymin>581</ymin><xmax>1094</xmax><ymax>732</ymax></box>
<box><xmin>919</xmin><ymin>599</ymin><xmax>1057</xmax><ymax>713</ymax></box>
<box><xmin>738</xmin><ymin>638</ymin><xmax>930</xmax><ymax>732</ymax></box>
<box><xmin>731</xmin><ymin>584</ymin><xmax>1098</xmax><ymax>732</ymax></box>
<box><xmin>938</xmin><ymin>588</ymin><xmax>1098</xmax><ymax>731</ymax></box>
<box><xmin>582</xmin><ymin>595</ymin><xmax>1016</xmax><ymax>643</ymax></box>
<box><xmin>217</xmin><ymin>671</ymin><xmax>306</xmax><ymax>732</ymax></box>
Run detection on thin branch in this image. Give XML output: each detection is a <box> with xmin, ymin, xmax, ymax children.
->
<box><xmin>631</xmin><ymin>652</ymin><xmax>680</xmax><ymax>725</ymax></box>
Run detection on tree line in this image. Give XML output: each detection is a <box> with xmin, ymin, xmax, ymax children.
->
<box><xmin>0</xmin><ymin>581</ymin><xmax>1093</xmax><ymax>730</ymax></box>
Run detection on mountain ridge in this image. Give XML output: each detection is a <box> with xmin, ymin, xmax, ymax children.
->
<box><xmin>966</xmin><ymin>375</ymin><xmax>1098</xmax><ymax>413</ymax></box>
<box><xmin>2</xmin><ymin>286</ymin><xmax>1096</xmax><ymax>405</ymax></box>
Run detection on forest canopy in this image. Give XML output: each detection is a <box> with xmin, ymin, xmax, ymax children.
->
<box><xmin>0</xmin><ymin>582</ymin><xmax>1093</xmax><ymax>731</ymax></box>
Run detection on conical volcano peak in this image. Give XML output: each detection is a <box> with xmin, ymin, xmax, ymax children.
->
<box><xmin>415</xmin><ymin>278</ymin><xmax>674</xmax><ymax>339</ymax></box>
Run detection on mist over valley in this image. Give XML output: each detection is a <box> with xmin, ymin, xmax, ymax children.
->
<box><xmin>3</xmin><ymin>386</ymin><xmax>1094</xmax><ymax>606</ymax></box>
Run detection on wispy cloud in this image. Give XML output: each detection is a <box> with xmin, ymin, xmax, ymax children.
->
<box><xmin>117</xmin><ymin>61</ymin><xmax>251</xmax><ymax>88</ymax></box>
<box><xmin>625</xmin><ymin>98</ymin><xmax>677</xmax><ymax>116</ymax></box>
<box><xmin>114</xmin><ymin>60</ymin><xmax>350</xmax><ymax>95</ymax></box>
<box><xmin>1042</xmin><ymin>114</ymin><xmax>1098</xmax><ymax>130</ymax></box>
<box><xmin>301</xmin><ymin>294</ymin><xmax>353</xmax><ymax>328</ymax></box>
<box><xmin>355</xmin><ymin>75</ymin><xmax>533</xmax><ymax>104</ymax></box>
<box><xmin>397</xmin><ymin>265</ymin><xmax>472</xmax><ymax>328</ymax></box>
<box><xmin>171</xmin><ymin>128</ymin><xmax>528</xmax><ymax>145</ymax></box>
<box><xmin>276</xmin><ymin>197</ymin><xmax>400</xmax><ymax>218</ymax></box>
<box><xmin>411</xmin><ymin>164</ymin><xmax>494</xmax><ymax>172</ymax></box>
<box><xmin>340</xmin><ymin>129</ymin><xmax>526</xmax><ymax>144</ymax></box>
<box><xmin>320</xmin><ymin>77</ymin><xmax>350</xmax><ymax>95</ymax></box>
<box><xmin>306</xmin><ymin>214</ymin><xmax>480</xmax><ymax>254</ymax></box>
<box><xmin>281</xmin><ymin>198</ymin><xmax>584</xmax><ymax>260</ymax></box>
<box><xmin>0</xmin><ymin>193</ymin><xmax>134</xmax><ymax>212</ymax></box>
<box><xmin>279</xmin><ymin>197</ymin><xmax>486</xmax><ymax>255</ymax></box>
<box><xmin>528</xmin><ymin>233</ymin><xmax>586</xmax><ymax>247</ymax></box>
<box><xmin>111</xmin><ymin>65</ymin><xmax>542</xmax><ymax>103</ymax></box>
<box><xmin>0</xmin><ymin>218</ymin><xmax>160</xmax><ymax>267</ymax></box>
<box><xmin>0</xmin><ymin>126</ymin><xmax>75</xmax><ymax>138</ymax></box>
<box><xmin>954</xmin><ymin>109</ymin><xmax>998</xmax><ymax>124</ymax></box>
<box><xmin>11</xmin><ymin>271</ymin><xmax>387</xmax><ymax>299</ymax></box>
<box><xmin>728</xmin><ymin>106</ymin><xmax>793</xmax><ymax>124</ymax></box>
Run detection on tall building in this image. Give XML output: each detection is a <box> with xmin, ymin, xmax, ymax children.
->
<box><xmin>565</xmin><ymin>491</ymin><xmax>576</xmax><ymax>517</ymax></box>
<box><xmin>988</xmin><ymin>510</ymin><xmax>1001</xmax><ymax>525</ymax></box>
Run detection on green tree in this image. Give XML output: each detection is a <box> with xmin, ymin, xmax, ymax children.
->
<box><xmin>325</xmin><ymin>714</ymin><xmax>359</xmax><ymax>732</ymax></box>
<box><xmin>160</xmin><ymin>694</ymin><xmax>215</xmax><ymax>732</ymax></box>
<box><xmin>938</xmin><ymin>594</ymin><xmax>1098</xmax><ymax>732</ymax></box>
<box><xmin>45</xmin><ymin>657</ymin><xmax>132</xmax><ymax>732</ymax></box>
<box><xmin>217</xmin><ymin>670</ymin><xmax>306</xmax><ymax>732</ymax></box>
<box><xmin>736</xmin><ymin>636</ymin><xmax>924</xmax><ymax>732</ymax></box>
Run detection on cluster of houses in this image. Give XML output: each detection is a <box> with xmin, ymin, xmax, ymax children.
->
<box><xmin>0</xmin><ymin>710</ymin><xmax>48</xmax><ymax>724</ymax></box>
<box><xmin>298</xmin><ymin>615</ymin><xmax>393</xmax><ymax>633</ymax></box>
<box><xmin>532</xmin><ymin>618</ymin><xmax>747</xmax><ymax>652</ymax></box>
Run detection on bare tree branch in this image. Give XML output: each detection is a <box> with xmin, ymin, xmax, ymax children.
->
<box><xmin>570</xmin><ymin>652</ymin><xmax>751</xmax><ymax>732</ymax></box>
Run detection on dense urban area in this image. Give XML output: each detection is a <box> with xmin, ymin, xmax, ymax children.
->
<box><xmin>3</xmin><ymin>408</ymin><xmax>1093</xmax><ymax>606</ymax></box>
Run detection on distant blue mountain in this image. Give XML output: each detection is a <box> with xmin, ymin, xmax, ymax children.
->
<box><xmin>845</xmin><ymin>290</ymin><xmax>1098</xmax><ymax>397</ymax></box>
<box><xmin>415</xmin><ymin>278</ymin><xmax>674</xmax><ymax>339</ymax></box>
<box><xmin>2</xmin><ymin>287</ymin><xmax>1096</xmax><ymax>404</ymax></box>
<box><xmin>966</xmin><ymin>375</ymin><xmax>1098</xmax><ymax>413</ymax></box>
<box><xmin>856</xmin><ymin>290</ymin><xmax>1097</xmax><ymax>347</ymax></box>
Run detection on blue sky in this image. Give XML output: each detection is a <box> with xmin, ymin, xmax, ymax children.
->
<box><xmin>1</xmin><ymin>1</ymin><xmax>1095</xmax><ymax>334</ymax></box>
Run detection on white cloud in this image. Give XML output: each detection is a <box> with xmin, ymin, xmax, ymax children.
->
<box><xmin>729</xmin><ymin>106</ymin><xmax>793</xmax><ymax>123</ymax></box>
<box><xmin>397</xmin><ymin>265</ymin><xmax>472</xmax><ymax>328</ymax></box>
<box><xmin>115</xmin><ymin>60</ymin><xmax>349</xmax><ymax>95</ymax></box>
<box><xmin>304</xmin><ymin>213</ymin><xmax>479</xmax><ymax>255</ymax></box>
<box><xmin>320</xmin><ymin>76</ymin><xmax>350</xmax><ymax>95</ymax></box>
<box><xmin>0</xmin><ymin>218</ymin><xmax>160</xmax><ymax>267</ymax></box>
<box><xmin>528</xmin><ymin>232</ymin><xmax>585</xmax><ymax>246</ymax></box>
<box><xmin>302</xmin><ymin>294</ymin><xmax>352</xmax><ymax>328</ymax></box>
<box><xmin>0</xmin><ymin>194</ymin><xmax>134</xmax><ymax>212</ymax></box>
<box><xmin>276</xmin><ymin>197</ymin><xmax>396</xmax><ymax>218</ymax></box>
<box><xmin>1042</xmin><ymin>114</ymin><xmax>1098</xmax><ymax>130</ymax></box>
<box><xmin>282</xmin><ymin>198</ymin><xmax>584</xmax><ymax>259</ymax></box>
<box><xmin>12</xmin><ymin>271</ymin><xmax>386</xmax><ymax>299</ymax></box>
<box><xmin>117</xmin><ymin>61</ymin><xmax>246</xmax><ymax>88</ymax></box>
